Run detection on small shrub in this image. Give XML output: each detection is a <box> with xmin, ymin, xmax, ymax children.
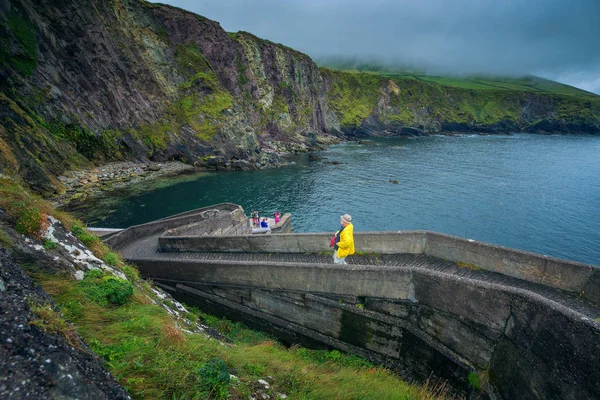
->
<box><xmin>80</xmin><ymin>270</ymin><xmax>133</xmax><ymax>306</ymax></box>
<box><xmin>196</xmin><ymin>357</ymin><xmax>231</xmax><ymax>399</ymax></box>
<box><xmin>103</xmin><ymin>252</ymin><xmax>119</xmax><ymax>266</ymax></box>
<box><xmin>468</xmin><ymin>371</ymin><xmax>480</xmax><ymax>391</ymax></box>
<box><xmin>71</xmin><ymin>221</ymin><xmax>86</xmax><ymax>236</ymax></box>
<box><xmin>325</xmin><ymin>349</ymin><xmax>342</xmax><ymax>362</ymax></box>
<box><xmin>16</xmin><ymin>208</ymin><xmax>49</xmax><ymax>238</ymax></box>
<box><xmin>102</xmin><ymin>277</ymin><xmax>134</xmax><ymax>306</ymax></box>
<box><xmin>86</xmin><ymin>268</ymin><xmax>103</xmax><ymax>279</ymax></box>
<box><xmin>43</xmin><ymin>239</ymin><xmax>57</xmax><ymax>250</ymax></box>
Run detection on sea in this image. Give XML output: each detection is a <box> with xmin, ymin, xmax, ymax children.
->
<box><xmin>64</xmin><ymin>134</ymin><xmax>600</xmax><ymax>265</ymax></box>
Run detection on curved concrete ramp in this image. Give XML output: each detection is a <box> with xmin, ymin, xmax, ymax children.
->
<box><xmin>107</xmin><ymin>205</ymin><xmax>600</xmax><ymax>399</ymax></box>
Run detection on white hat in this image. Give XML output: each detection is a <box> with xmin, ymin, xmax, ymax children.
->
<box><xmin>341</xmin><ymin>214</ymin><xmax>352</xmax><ymax>224</ymax></box>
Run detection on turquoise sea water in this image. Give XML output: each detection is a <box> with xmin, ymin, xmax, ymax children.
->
<box><xmin>67</xmin><ymin>134</ymin><xmax>600</xmax><ymax>265</ymax></box>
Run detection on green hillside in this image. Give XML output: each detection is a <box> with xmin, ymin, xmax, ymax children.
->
<box><xmin>316</xmin><ymin>58</ymin><xmax>597</xmax><ymax>97</ymax></box>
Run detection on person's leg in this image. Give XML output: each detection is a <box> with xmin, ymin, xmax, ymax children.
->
<box><xmin>333</xmin><ymin>251</ymin><xmax>346</xmax><ymax>264</ymax></box>
<box><xmin>333</xmin><ymin>250</ymin><xmax>342</xmax><ymax>264</ymax></box>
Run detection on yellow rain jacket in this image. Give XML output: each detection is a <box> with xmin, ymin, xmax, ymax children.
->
<box><xmin>337</xmin><ymin>223</ymin><xmax>355</xmax><ymax>258</ymax></box>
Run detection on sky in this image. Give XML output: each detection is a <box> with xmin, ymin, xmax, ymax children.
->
<box><xmin>154</xmin><ymin>0</ymin><xmax>600</xmax><ymax>94</ymax></box>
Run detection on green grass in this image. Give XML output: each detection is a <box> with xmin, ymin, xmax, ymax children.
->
<box><xmin>318</xmin><ymin>57</ymin><xmax>598</xmax><ymax>97</ymax></box>
<box><xmin>103</xmin><ymin>252</ymin><xmax>119</xmax><ymax>266</ymax></box>
<box><xmin>29</xmin><ymin>301</ymin><xmax>83</xmax><ymax>350</ymax></box>
<box><xmin>321</xmin><ymin>66</ymin><xmax>600</xmax><ymax>131</ymax></box>
<box><xmin>71</xmin><ymin>220</ymin><xmax>100</xmax><ymax>247</ymax></box>
<box><xmin>468</xmin><ymin>371</ymin><xmax>480</xmax><ymax>391</ymax></box>
<box><xmin>43</xmin><ymin>239</ymin><xmax>57</xmax><ymax>250</ymax></box>
<box><xmin>321</xmin><ymin>68</ymin><xmax>383</xmax><ymax>127</ymax></box>
<box><xmin>0</xmin><ymin>227</ymin><xmax>14</xmax><ymax>248</ymax></box>
<box><xmin>79</xmin><ymin>269</ymin><xmax>133</xmax><ymax>306</ymax></box>
<box><xmin>31</xmin><ymin>271</ymin><xmax>450</xmax><ymax>400</ymax></box>
<box><xmin>174</xmin><ymin>43</ymin><xmax>212</xmax><ymax>77</ymax></box>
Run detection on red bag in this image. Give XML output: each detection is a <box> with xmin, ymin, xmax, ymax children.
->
<box><xmin>330</xmin><ymin>235</ymin><xmax>336</xmax><ymax>248</ymax></box>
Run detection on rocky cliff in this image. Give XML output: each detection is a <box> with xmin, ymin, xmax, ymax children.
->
<box><xmin>321</xmin><ymin>68</ymin><xmax>600</xmax><ymax>137</ymax></box>
<box><xmin>1</xmin><ymin>0</ymin><xmax>599</xmax><ymax>196</ymax></box>
<box><xmin>0</xmin><ymin>0</ymin><xmax>339</xmax><ymax>195</ymax></box>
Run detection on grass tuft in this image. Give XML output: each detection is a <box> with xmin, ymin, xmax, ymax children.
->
<box><xmin>43</xmin><ymin>239</ymin><xmax>57</xmax><ymax>250</ymax></box>
<box><xmin>0</xmin><ymin>227</ymin><xmax>14</xmax><ymax>248</ymax></box>
<box><xmin>162</xmin><ymin>324</ymin><xmax>186</xmax><ymax>345</ymax></box>
<box><xmin>29</xmin><ymin>301</ymin><xmax>83</xmax><ymax>350</ymax></box>
<box><xmin>80</xmin><ymin>270</ymin><xmax>134</xmax><ymax>306</ymax></box>
<box><xmin>457</xmin><ymin>261</ymin><xmax>481</xmax><ymax>270</ymax></box>
<box><xmin>103</xmin><ymin>252</ymin><xmax>119</xmax><ymax>266</ymax></box>
<box><xmin>120</xmin><ymin>264</ymin><xmax>140</xmax><ymax>282</ymax></box>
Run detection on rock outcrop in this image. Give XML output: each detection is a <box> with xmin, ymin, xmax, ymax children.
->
<box><xmin>0</xmin><ymin>0</ymin><xmax>340</xmax><ymax>195</ymax></box>
<box><xmin>0</xmin><ymin>208</ymin><xmax>131</xmax><ymax>399</ymax></box>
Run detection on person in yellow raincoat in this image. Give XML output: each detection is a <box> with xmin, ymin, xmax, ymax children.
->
<box><xmin>333</xmin><ymin>214</ymin><xmax>354</xmax><ymax>264</ymax></box>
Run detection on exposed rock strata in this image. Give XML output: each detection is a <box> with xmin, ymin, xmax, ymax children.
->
<box><xmin>0</xmin><ymin>0</ymin><xmax>340</xmax><ymax>195</ymax></box>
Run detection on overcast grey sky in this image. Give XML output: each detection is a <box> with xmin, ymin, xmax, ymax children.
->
<box><xmin>155</xmin><ymin>0</ymin><xmax>600</xmax><ymax>94</ymax></box>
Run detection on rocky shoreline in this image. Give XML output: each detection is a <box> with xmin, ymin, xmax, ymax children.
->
<box><xmin>52</xmin><ymin>161</ymin><xmax>196</xmax><ymax>206</ymax></box>
<box><xmin>51</xmin><ymin>135</ymin><xmax>342</xmax><ymax>206</ymax></box>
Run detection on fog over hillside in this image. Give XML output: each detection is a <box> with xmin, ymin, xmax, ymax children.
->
<box><xmin>155</xmin><ymin>0</ymin><xmax>600</xmax><ymax>94</ymax></box>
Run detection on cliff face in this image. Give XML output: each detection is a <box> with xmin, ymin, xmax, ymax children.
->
<box><xmin>0</xmin><ymin>0</ymin><xmax>339</xmax><ymax>194</ymax></box>
<box><xmin>321</xmin><ymin>69</ymin><xmax>600</xmax><ymax>136</ymax></box>
<box><xmin>1</xmin><ymin>0</ymin><xmax>599</xmax><ymax>195</ymax></box>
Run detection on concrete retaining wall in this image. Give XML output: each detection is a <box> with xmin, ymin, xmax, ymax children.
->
<box><xmin>270</xmin><ymin>213</ymin><xmax>292</xmax><ymax>233</ymax></box>
<box><xmin>143</xmin><ymin>259</ymin><xmax>600</xmax><ymax>400</ymax></box>
<box><xmin>158</xmin><ymin>231</ymin><xmax>426</xmax><ymax>255</ymax></box>
<box><xmin>162</xmin><ymin>208</ymin><xmax>249</xmax><ymax>237</ymax></box>
<box><xmin>423</xmin><ymin>231</ymin><xmax>595</xmax><ymax>295</ymax></box>
<box><xmin>104</xmin><ymin>203</ymin><xmax>241</xmax><ymax>250</ymax></box>
<box><xmin>155</xmin><ymin>230</ymin><xmax>599</xmax><ymax>302</ymax></box>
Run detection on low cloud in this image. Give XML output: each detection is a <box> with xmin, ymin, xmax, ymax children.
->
<box><xmin>156</xmin><ymin>0</ymin><xmax>600</xmax><ymax>93</ymax></box>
